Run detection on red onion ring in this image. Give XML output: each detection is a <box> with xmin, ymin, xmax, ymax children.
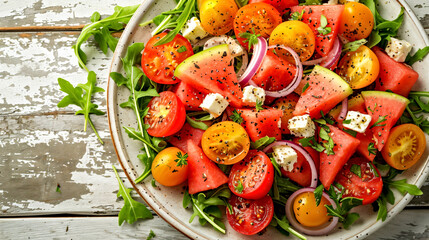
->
<box><xmin>238</xmin><ymin>37</ymin><xmax>267</xmax><ymax>86</ymax></box>
<box><xmin>161</xmin><ymin>29</ymin><xmax>171</xmax><ymax>33</ymax></box>
<box><xmin>285</xmin><ymin>188</ymin><xmax>339</xmax><ymax>235</ymax></box>
<box><xmin>221</xmin><ymin>112</ymin><xmax>228</xmax><ymax>122</ymax></box>
<box><xmin>321</xmin><ymin>37</ymin><xmax>342</xmax><ymax>69</ymax></box>
<box><xmin>339</xmin><ymin>98</ymin><xmax>348</xmax><ymax>120</ymax></box>
<box><xmin>249</xmin><ymin>45</ymin><xmax>303</xmax><ymax>98</ymax></box>
<box><xmin>263</xmin><ymin>140</ymin><xmax>317</xmax><ymax>188</ymax></box>
<box><xmin>302</xmin><ymin>56</ymin><xmax>327</xmax><ymax>66</ymax></box>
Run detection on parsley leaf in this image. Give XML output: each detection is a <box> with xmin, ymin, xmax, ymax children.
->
<box><xmin>299</xmin><ymin>0</ymin><xmax>322</xmax><ymax>5</ymax></box>
<box><xmin>405</xmin><ymin>46</ymin><xmax>429</xmax><ymax>65</ymax></box>
<box><xmin>175</xmin><ymin>152</ymin><xmax>188</xmax><ymax>167</ymax></box>
<box><xmin>342</xmin><ymin>119</ymin><xmax>352</xmax><ymax>124</ymax></box>
<box><xmin>371</xmin><ymin>115</ymin><xmax>387</xmax><ymax>128</ymax></box>
<box><xmin>343</xmin><ymin>128</ymin><xmax>358</xmax><ymax>137</ymax></box>
<box><xmin>317</xmin><ymin>15</ymin><xmax>331</xmax><ymax>35</ymax></box>
<box><xmin>314</xmin><ymin>185</ymin><xmax>324</xmax><ymax>206</ymax></box>
<box><xmin>250</xmin><ymin>136</ymin><xmax>276</xmax><ymax>150</ymax></box>
<box><xmin>239</xmin><ymin>28</ymin><xmax>262</xmax><ymax>51</ymax></box>
<box><xmin>299</xmin><ymin>137</ymin><xmax>325</xmax><ymax>152</ymax></box>
<box><xmin>58</xmin><ymin>71</ymin><xmax>105</xmax><ymax>144</ymax></box>
<box><xmin>290</xmin><ymin>9</ymin><xmax>305</xmax><ymax>21</ymax></box>
<box><xmin>146</xmin><ymin>230</ymin><xmax>156</xmax><ymax>240</ymax></box>
<box><xmin>230</xmin><ymin>109</ymin><xmax>244</xmax><ymax>124</ymax></box>
<box><xmin>177</xmin><ymin>46</ymin><xmax>187</xmax><ymax>53</ymax></box>
<box><xmin>113</xmin><ymin>166</ymin><xmax>153</xmax><ymax>225</ymax></box>
<box><xmin>350</xmin><ymin>164</ymin><xmax>362</xmax><ymax>178</ymax></box>
<box><xmin>368</xmin><ymin>142</ymin><xmax>377</xmax><ymax>156</ymax></box>
<box><xmin>302</xmin><ymin>82</ymin><xmax>310</xmax><ymax>93</ymax></box>
<box><xmin>235</xmin><ymin>181</ymin><xmax>244</xmax><ymax>193</ymax></box>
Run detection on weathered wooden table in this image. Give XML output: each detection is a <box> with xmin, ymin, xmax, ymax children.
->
<box><xmin>0</xmin><ymin>0</ymin><xmax>428</xmax><ymax>239</ymax></box>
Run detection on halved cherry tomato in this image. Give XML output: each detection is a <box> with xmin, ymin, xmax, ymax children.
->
<box><xmin>228</xmin><ymin>150</ymin><xmax>274</xmax><ymax>199</ymax></box>
<box><xmin>248</xmin><ymin>0</ymin><xmax>299</xmax><ymax>15</ymax></box>
<box><xmin>199</xmin><ymin>0</ymin><xmax>238</xmax><ymax>35</ymax></box>
<box><xmin>293</xmin><ymin>192</ymin><xmax>331</xmax><ymax>227</ymax></box>
<box><xmin>201</xmin><ymin>121</ymin><xmax>250</xmax><ymax>165</ymax></box>
<box><xmin>269</xmin><ymin>20</ymin><xmax>316</xmax><ymax>62</ymax></box>
<box><xmin>337</xmin><ymin>45</ymin><xmax>379</xmax><ymax>89</ymax></box>
<box><xmin>151</xmin><ymin>147</ymin><xmax>188</xmax><ymax>186</ymax></box>
<box><xmin>234</xmin><ymin>3</ymin><xmax>282</xmax><ymax>49</ymax></box>
<box><xmin>226</xmin><ymin>194</ymin><xmax>274</xmax><ymax>235</ymax></box>
<box><xmin>339</xmin><ymin>2</ymin><xmax>374</xmax><ymax>41</ymax></box>
<box><xmin>142</xmin><ymin>33</ymin><xmax>193</xmax><ymax>84</ymax></box>
<box><xmin>381</xmin><ymin>124</ymin><xmax>426</xmax><ymax>170</ymax></box>
<box><xmin>144</xmin><ymin>91</ymin><xmax>186</xmax><ymax>137</ymax></box>
<box><xmin>335</xmin><ymin>157</ymin><xmax>382</xmax><ymax>205</ymax></box>
<box><xmin>272</xmin><ymin>93</ymin><xmax>300</xmax><ymax>134</ymax></box>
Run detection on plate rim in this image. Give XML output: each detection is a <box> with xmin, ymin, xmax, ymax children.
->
<box><xmin>106</xmin><ymin>0</ymin><xmax>429</xmax><ymax>239</ymax></box>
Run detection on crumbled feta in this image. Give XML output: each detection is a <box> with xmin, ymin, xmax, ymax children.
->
<box><xmin>385</xmin><ymin>37</ymin><xmax>413</xmax><ymax>62</ymax></box>
<box><xmin>325</xmin><ymin>0</ymin><xmax>338</xmax><ymax>5</ymax></box>
<box><xmin>200</xmin><ymin>93</ymin><xmax>229</xmax><ymax>118</ymax></box>
<box><xmin>342</xmin><ymin>111</ymin><xmax>372</xmax><ymax>133</ymax></box>
<box><xmin>288</xmin><ymin>114</ymin><xmax>316</xmax><ymax>138</ymax></box>
<box><xmin>278</xmin><ymin>118</ymin><xmax>282</xmax><ymax>128</ymax></box>
<box><xmin>181</xmin><ymin>17</ymin><xmax>209</xmax><ymax>44</ymax></box>
<box><xmin>242</xmin><ymin>86</ymin><xmax>266</xmax><ymax>107</ymax></box>
<box><xmin>204</xmin><ymin>35</ymin><xmax>244</xmax><ymax>57</ymax></box>
<box><xmin>339</xmin><ymin>0</ymin><xmax>359</xmax><ymax>3</ymax></box>
<box><xmin>272</xmin><ymin>145</ymin><xmax>298</xmax><ymax>172</ymax></box>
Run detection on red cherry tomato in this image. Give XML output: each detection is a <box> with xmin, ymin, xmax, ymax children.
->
<box><xmin>335</xmin><ymin>157</ymin><xmax>383</xmax><ymax>205</ymax></box>
<box><xmin>142</xmin><ymin>33</ymin><xmax>193</xmax><ymax>84</ymax></box>
<box><xmin>248</xmin><ymin>0</ymin><xmax>299</xmax><ymax>14</ymax></box>
<box><xmin>144</xmin><ymin>91</ymin><xmax>186</xmax><ymax>137</ymax></box>
<box><xmin>226</xmin><ymin>195</ymin><xmax>274</xmax><ymax>235</ymax></box>
<box><xmin>228</xmin><ymin>150</ymin><xmax>274</xmax><ymax>199</ymax></box>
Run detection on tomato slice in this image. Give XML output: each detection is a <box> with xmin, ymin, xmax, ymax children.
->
<box><xmin>228</xmin><ymin>150</ymin><xmax>274</xmax><ymax>199</ymax></box>
<box><xmin>335</xmin><ymin>157</ymin><xmax>382</xmax><ymax>205</ymax></box>
<box><xmin>201</xmin><ymin>121</ymin><xmax>250</xmax><ymax>165</ymax></box>
<box><xmin>142</xmin><ymin>33</ymin><xmax>193</xmax><ymax>84</ymax></box>
<box><xmin>226</xmin><ymin>195</ymin><xmax>274</xmax><ymax>235</ymax></box>
<box><xmin>381</xmin><ymin>124</ymin><xmax>426</xmax><ymax>170</ymax></box>
<box><xmin>144</xmin><ymin>91</ymin><xmax>186</xmax><ymax>137</ymax></box>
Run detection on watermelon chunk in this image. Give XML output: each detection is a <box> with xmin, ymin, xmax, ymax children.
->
<box><xmin>168</xmin><ymin>123</ymin><xmax>205</xmax><ymax>153</ymax></box>
<box><xmin>187</xmin><ymin>140</ymin><xmax>228</xmax><ymax>194</ymax></box>
<box><xmin>320</xmin><ymin>124</ymin><xmax>360</xmax><ymax>189</ymax></box>
<box><xmin>294</xmin><ymin>65</ymin><xmax>353</xmax><ymax>119</ymax></box>
<box><xmin>172</xmin><ymin>81</ymin><xmax>208</xmax><ymax>111</ymax></box>
<box><xmin>290</xmin><ymin>5</ymin><xmax>344</xmax><ymax>56</ymax></box>
<box><xmin>174</xmin><ymin>44</ymin><xmax>243</xmax><ymax>107</ymax></box>
<box><xmin>373</xmin><ymin>46</ymin><xmax>419</xmax><ymax>97</ymax></box>
<box><xmin>361</xmin><ymin>91</ymin><xmax>410</xmax><ymax>151</ymax></box>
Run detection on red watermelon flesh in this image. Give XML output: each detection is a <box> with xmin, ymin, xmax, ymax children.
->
<box><xmin>373</xmin><ymin>46</ymin><xmax>419</xmax><ymax>97</ymax></box>
<box><xmin>293</xmin><ymin>65</ymin><xmax>353</xmax><ymax>119</ymax></box>
<box><xmin>320</xmin><ymin>124</ymin><xmax>360</xmax><ymax>189</ymax></box>
<box><xmin>174</xmin><ymin>44</ymin><xmax>243</xmax><ymax>107</ymax></box>
<box><xmin>168</xmin><ymin>123</ymin><xmax>205</xmax><ymax>153</ymax></box>
<box><xmin>187</xmin><ymin>140</ymin><xmax>228</xmax><ymax>194</ymax></box>
<box><xmin>361</xmin><ymin>91</ymin><xmax>410</xmax><ymax>151</ymax></box>
<box><xmin>290</xmin><ymin>5</ymin><xmax>344</xmax><ymax>56</ymax></box>
<box><xmin>172</xmin><ymin>81</ymin><xmax>208</xmax><ymax>111</ymax></box>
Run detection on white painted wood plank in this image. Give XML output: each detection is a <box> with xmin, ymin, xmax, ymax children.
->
<box><xmin>0</xmin><ymin>210</ymin><xmax>427</xmax><ymax>240</ymax></box>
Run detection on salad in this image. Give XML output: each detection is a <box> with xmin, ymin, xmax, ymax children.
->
<box><xmin>110</xmin><ymin>0</ymin><xmax>429</xmax><ymax>238</ymax></box>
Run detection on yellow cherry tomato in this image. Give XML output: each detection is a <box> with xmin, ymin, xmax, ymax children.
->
<box><xmin>202</xmin><ymin>121</ymin><xmax>250</xmax><ymax>165</ymax></box>
<box><xmin>199</xmin><ymin>0</ymin><xmax>238</xmax><ymax>36</ymax></box>
<box><xmin>269</xmin><ymin>20</ymin><xmax>316</xmax><ymax>62</ymax></box>
<box><xmin>151</xmin><ymin>147</ymin><xmax>188</xmax><ymax>186</ymax></box>
<box><xmin>337</xmin><ymin>45</ymin><xmax>379</xmax><ymax>89</ymax></box>
<box><xmin>293</xmin><ymin>192</ymin><xmax>332</xmax><ymax>227</ymax></box>
<box><xmin>381</xmin><ymin>124</ymin><xmax>426</xmax><ymax>170</ymax></box>
<box><xmin>339</xmin><ymin>2</ymin><xmax>374</xmax><ymax>41</ymax></box>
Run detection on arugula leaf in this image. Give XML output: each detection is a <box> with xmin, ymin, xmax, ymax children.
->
<box><xmin>343</xmin><ymin>39</ymin><xmax>368</xmax><ymax>53</ymax></box>
<box><xmin>239</xmin><ymin>28</ymin><xmax>262</xmax><ymax>51</ymax></box>
<box><xmin>343</xmin><ymin>128</ymin><xmax>358</xmax><ymax>137</ymax></box>
<box><xmin>273</xmin><ymin>215</ymin><xmax>307</xmax><ymax>240</ymax></box>
<box><xmin>58</xmin><ymin>71</ymin><xmax>105</xmax><ymax>144</ymax></box>
<box><xmin>250</xmin><ymin>136</ymin><xmax>276</xmax><ymax>150</ymax></box>
<box><xmin>230</xmin><ymin>109</ymin><xmax>244</xmax><ymax>124</ymax></box>
<box><xmin>186</xmin><ymin>115</ymin><xmax>209</xmax><ymax>130</ymax></box>
<box><xmin>405</xmin><ymin>46</ymin><xmax>429</xmax><ymax>65</ymax></box>
<box><xmin>234</xmin><ymin>0</ymin><xmax>249</xmax><ymax>8</ymax></box>
<box><xmin>113</xmin><ymin>166</ymin><xmax>153</xmax><ymax>225</ymax></box>
<box><xmin>317</xmin><ymin>15</ymin><xmax>331</xmax><ymax>35</ymax></box>
<box><xmin>368</xmin><ymin>142</ymin><xmax>377</xmax><ymax>156</ymax></box>
<box><xmin>370</xmin><ymin>115</ymin><xmax>387</xmax><ymax>128</ymax></box>
<box><xmin>299</xmin><ymin>137</ymin><xmax>325</xmax><ymax>152</ymax></box>
<box><xmin>388</xmin><ymin>179</ymin><xmax>423</xmax><ymax>196</ymax></box>
<box><xmin>313</xmin><ymin>184</ymin><xmax>324</xmax><ymax>206</ymax></box>
<box><xmin>151</xmin><ymin>179</ymin><xmax>157</xmax><ymax>188</ymax></box>
<box><xmin>146</xmin><ymin>230</ymin><xmax>156</xmax><ymax>240</ymax></box>
<box><xmin>175</xmin><ymin>152</ymin><xmax>188</xmax><ymax>167</ymax></box>
<box><xmin>376</xmin><ymin>197</ymin><xmax>388</xmax><ymax>221</ymax></box>
<box><xmin>350</xmin><ymin>164</ymin><xmax>362</xmax><ymax>178</ymax></box>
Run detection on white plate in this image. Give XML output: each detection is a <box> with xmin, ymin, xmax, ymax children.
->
<box><xmin>107</xmin><ymin>1</ymin><xmax>429</xmax><ymax>239</ymax></box>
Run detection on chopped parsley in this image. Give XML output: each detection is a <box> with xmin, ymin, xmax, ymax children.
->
<box><xmin>368</xmin><ymin>142</ymin><xmax>377</xmax><ymax>156</ymax></box>
<box><xmin>350</xmin><ymin>164</ymin><xmax>362</xmax><ymax>178</ymax></box>
<box><xmin>230</xmin><ymin>109</ymin><xmax>244</xmax><ymax>124</ymax></box>
<box><xmin>371</xmin><ymin>115</ymin><xmax>387</xmax><ymax>128</ymax></box>
<box><xmin>317</xmin><ymin>15</ymin><xmax>332</xmax><ymax>35</ymax></box>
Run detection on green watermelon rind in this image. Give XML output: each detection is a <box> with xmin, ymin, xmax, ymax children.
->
<box><xmin>314</xmin><ymin>65</ymin><xmax>353</xmax><ymax>95</ymax></box>
<box><xmin>361</xmin><ymin>91</ymin><xmax>410</xmax><ymax>105</ymax></box>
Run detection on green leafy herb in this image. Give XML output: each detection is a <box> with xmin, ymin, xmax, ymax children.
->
<box><xmin>350</xmin><ymin>164</ymin><xmax>362</xmax><ymax>178</ymax></box>
<box><xmin>314</xmin><ymin>184</ymin><xmax>324</xmax><ymax>206</ymax></box>
<box><xmin>234</xmin><ymin>0</ymin><xmax>249</xmax><ymax>8</ymax></box>
<box><xmin>250</xmin><ymin>136</ymin><xmax>276</xmax><ymax>150</ymax></box>
<box><xmin>58</xmin><ymin>71</ymin><xmax>105</xmax><ymax>144</ymax></box>
<box><xmin>230</xmin><ymin>109</ymin><xmax>244</xmax><ymax>124</ymax></box>
<box><xmin>175</xmin><ymin>152</ymin><xmax>188</xmax><ymax>167</ymax></box>
<box><xmin>113</xmin><ymin>166</ymin><xmax>153</xmax><ymax>225</ymax></box>
<box><xmin>270</xmin><ymin>157</ymin><xmax>282</xmax><ymax>176</ymax></box>
<box><xmin>235</xmin><ymin>181</ymin><xmax>244</xmax><ymax>193</ymax></box>
<box><xmin>368</xmin><ymin>162</ymin><xmax>379</xmax><ymax>177</ymax></box>
<box><xmin>299</xmin><ymin>0</ymin><xmax>322</xmax><ymax>5</ymax></box>
<box><xmin>320</xmin><ymin>110</ymin><xmax>335</xmax><ymax>125</ymax></box>
<box><xmin>319</xmin><ymin>127</ymin><xmax>335</xmax><ymax>155</ymax></box>
<box><xmin>272</xmin><ymin>215</ymin><xmax>307</xmax><ymax>240</ymax></box>
<box><xmin>239</xmin><ymin>28</ymin><xmax>261</xmax><ymax>51</ymax></box>
<box><xmin>343</xmin><ymin>39</ymin><xmax>368</xmax><ymax>53</ymax></box>
<box><xmin>370</xmin><ymin>115</ymin><xmax>387</xmax><ymax>128</ymax></box>
<box><xmin>317</xmin><ymin>15</ymin><xmax>331</xmax><ymax>35</ymax></box>
<box><xmin>151</xmin><ymin>179</ymin><xmax>157</xmax><ymax>188</ymax></box>
<box><xmin>302</xmin><ymin>82</ymin><xmax>310</xmax><ymax>93</ymax></box>
<box><xmin>343</xmin><ymin>128</ymin><xmax>358</xmax><ymax>137</ymax></box>
<box><xmin>368</xmin><ymin>142</ymin><xmax>377</xmax><ymax>156</ymax></box>
<box><xmin>400</xmin><ymin>92</ymin><xmax>429</xmax><ymax>134</ymax></box>
<box><xmin>290</xmin><ymin>9</ymin><xmax>305</xmax><ymax>21</ymax></box>
<box><xmin>56</xmin><ymin>184</ymin><xmax>61</xmax><ymax>193</ymax></box>
<box><xmin>255</xmin><ymin>100</ymin><xmax>264</xmax><ymax>111</ymax></box>
<box><xmin>405</xmin><ymin>46</ymin><xmax>429</xmax><ymax>65</ymax></box>
<box><xmin>299</xmin><ymin>137</ymin><xmax>325</xmax><ymax>152</ymax></box>
<box><xmin>186</xmin><ymin>115</ymin><xmax>209</xmax><ymax>130</ymax></box>
<box><xmin>146</xmin><ymin>230</ymin><xmax>156</xmax><ymax>240</ymax></box>
<box><xmin>367</xmin><ymin>103</ymin><xmax>377</xmax><ymax>113</ymax></box>
<box><xmin>177</xmin><ymin>45</ymin><xmax>187</xmax><ymax>53</ymax></box>
<box><xmin>342</xmin><ymin>119</ymin><xmax>352</xmax><ymax>124</ymax></box>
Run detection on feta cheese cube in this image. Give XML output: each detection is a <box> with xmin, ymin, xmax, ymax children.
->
<box><xmin>342</xmin><ymin>111</ymin><xmax>372</xmax><ymax>133</ymax></box>
<box><xmin>242</xmin><ymin>86</ymin><xmax>266</xmax><ymax>107</ymax></box>
<box><xmin>385</xmin><ymin>37</ymin><xmax>413</xmax><ymax>62</ymax></box>
<box><xmin>200</xmin><ymin>93</ymin><xmax>229</xmax><ymax>118</ymax></box>
<box><xmin>325</xmin><ymin>0</ymin><xmax>338</xmax><ymax>5</ymax></box>
<box><xmin>273</xmin><ymin>145</ymin><xmax>298</xmax><ymax>172</ymax></box>
<box><xmin>204</xmin><ymin>35</ymin><xmax>244</xmax><ymax>57</ymax></box>
<box><xmin>181</xmin><ymin>17</ymin><xmax>209</xmax><ymax>44</ymax></box>
<box><xmin>288</xmin><ymin>114</ymin><xmax>316</xmax><ymax>138</ymax></box>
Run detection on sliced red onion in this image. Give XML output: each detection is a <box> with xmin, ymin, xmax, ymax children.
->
<box><xmin>339</xmin><ymin>98</ymin><xmax>348</xmax><ymax>120</ymax></box>
<box><xmin>221</xmin><ymin>112</ymin><xmax>228</xmax><ymax>122</ymax></box>
<box><xmin>321</xmin><ymin>37</ymin><xmax>342</xmax><ymax>69</ymax></box>
<box><xmin>286</xmin><ymin>188</ymin><xmax>339</xmax><ymax>236</ymax></box>
<box><xmin>238</xmin><ymin>37</ymin><xmax>267</xmax><ymax>86</ymax></box>
<box><xmin>263</xmin><ymin>140</ymin><xmax>317</xmax><ymax>188</ymax></box>
<box><xmin>249</xmin><ymin>45</ymin><xmax>303</xmax><ymax>98</ymax></box>
<box><xmin>162</xmin><ymin>29</ymin><xmax>171</xmax><ymax>33</ymax></box>
<box><xmin>302</xmin><ymin>56</ymin><xmax>327</xmax><ymax>66</ymax></box>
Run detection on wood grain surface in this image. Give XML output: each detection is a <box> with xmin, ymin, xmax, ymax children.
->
<box><xmin>0</xmin><ymin>0</ymin><xmax>428</xmax><ymax>239</ymax></box>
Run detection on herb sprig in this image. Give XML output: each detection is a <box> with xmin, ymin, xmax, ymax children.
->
<box><xmin>400</xmin><ymin>91</ymin><xmax>429</xmax><ymax>134</ymax></box>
